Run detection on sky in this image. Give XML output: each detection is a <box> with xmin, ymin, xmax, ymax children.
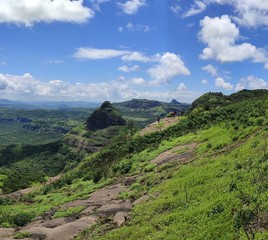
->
<box><xmin>0</xmin><ymin>0</ymin><xmax>267</xmax><ymax>103</ymax></box>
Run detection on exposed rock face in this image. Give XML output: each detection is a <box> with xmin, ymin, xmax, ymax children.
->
<box><xmin>87</xmin><ymin>101</ymin><xmax>126</xmax><ymax>130</ymax></box>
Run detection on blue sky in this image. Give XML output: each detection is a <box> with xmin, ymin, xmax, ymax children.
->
<box><xmin>0</xmin><ymin>0</ymin><xmax>267</xmax><ymax>103</ymax></box>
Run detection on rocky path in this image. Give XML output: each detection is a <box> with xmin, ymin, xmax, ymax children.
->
<box><xmin>1</xmin><ymin>136</ymin><xmax>197</xmax><ymax>240</ymax></box>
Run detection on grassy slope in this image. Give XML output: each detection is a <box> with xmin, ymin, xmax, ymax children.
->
<box><xmin>79</xmin><ymin>91</ymin><xmax>268</xmax><ymax>239</ymax></box>
<box><xmin>1</xmin><ymin>90</ymin><xmax>268</xmax><ymax>239</ymax></box>
<box><xmin>94</xmin><ymin>125</ymin><xmax>268</xmax><ymax>240</ymax></box>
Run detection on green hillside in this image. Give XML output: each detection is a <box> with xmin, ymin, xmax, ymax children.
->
<box><xmin>1</xmin><ymin>90</ymin><xmax>268</xmax><ymax>239</ymax></box>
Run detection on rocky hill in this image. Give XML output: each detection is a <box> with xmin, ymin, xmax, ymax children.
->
<box><xmin>87</xmin><ymin>101</ymin><xmax>126</xmax><ymax>131</ymax></box>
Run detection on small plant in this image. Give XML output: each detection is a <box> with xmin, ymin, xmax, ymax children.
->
<box><xmin>52</xmin><ymin>206</ymin><xmax>86</xmax><ymax>219</ymax></box>
<box><xmin>144</xmin><ymin>163</ymin><xmax>157</xmax><ymax>172</ymax></box>
<box><xmin>14</xmin><ymin>232</ymin><xmax>32</xmax><ymax>239</ymax></box>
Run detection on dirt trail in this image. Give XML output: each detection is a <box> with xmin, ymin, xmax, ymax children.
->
<box><xmin>0</xmin><ymin>119</ymin><xmax>198</xmax><ymax>240</ymax></box>
<box><xmin>139</xmin><ymin>117</ymin><xmax>180</xmax><ymax>136</ymax></box>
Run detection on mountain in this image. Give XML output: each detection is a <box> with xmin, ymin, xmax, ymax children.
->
<box><xmin>114</xmin><ymin>98</ymin><xmax>189</xmax><ymax>127</ymax></box>
<box><xmin>2</xmin><ymin>90</ymin><xmax>268</xmax><ymax>239</ymax></box>
<box><xmin>87</xmin><ymin>101</ymin><xmax>126</xmax><ymax>130</ymax></box>
<box><xmin>170</xmin><ymin>98</ymin><xmax>181</xmax><ymax>104</ymax></box>
<box><xmin>114</xmin><ymin>99</ymin><xmax>162</xmax><ymax>109</ymax></box>
<box><xmin>114</xmin><ymin>98</ymin><xmax>187</xmax><ymax>110</ymax></box>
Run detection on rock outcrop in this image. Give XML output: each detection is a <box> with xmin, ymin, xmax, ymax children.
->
<box><xmin>86</xmin><ymin>101</ymin><xmax>126</xmax><ymax>131</ymax></box>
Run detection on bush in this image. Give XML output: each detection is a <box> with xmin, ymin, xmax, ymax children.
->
<box><xmin>11</xmin><ymin>212</ymin><xmax>34</xmax><ymax>227</ymax></box>
<box><xmin>14</xmin><ymin>232</ymin><xmax>32</xmax><ymax>239</ymax></box>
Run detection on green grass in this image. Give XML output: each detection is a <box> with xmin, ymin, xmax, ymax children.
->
<box><xmin>84</xmin><ymin>125</ymin><xmax>268</xmax><ymax>240</ymax></box>
<box><xmin>52</xmin><ymin>206</ymin><xmax>86</xmax><ymax>219</ymax></box>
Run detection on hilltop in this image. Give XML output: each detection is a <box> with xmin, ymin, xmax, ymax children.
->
<box><xmin>87</xmin><ymin>101</ymin><xmax>126</xmax><ymax>131</ymax></box>
<box><xmin>1</xmin><ymin>90</ymin><xmax>268</xmax><ymax>239</ymax></box>
<box><xmin>114</xmin><ymin>98</ymin><xmax>189</xmax><ymax>127</ymax></box>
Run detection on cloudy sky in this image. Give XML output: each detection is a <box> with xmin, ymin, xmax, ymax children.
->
<box><xmin>0</xmin><ymin>0</ymin><xmax>267</xmax><ymax>103</ymax></box>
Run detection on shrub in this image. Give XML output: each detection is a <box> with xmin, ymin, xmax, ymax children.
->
<box><xmin>11</xmin><ymin>212</ymin><xmax>34</xmax><ymax>227</ymax></box>
<box><xmin>14</xmin><ymin>232</ymin><xmax>32</xmax><ymax>239</ymax></box>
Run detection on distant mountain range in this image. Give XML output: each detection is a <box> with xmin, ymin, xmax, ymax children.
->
<box><xmin>114</xmin><ymin>98</ymin><xmax>188</xmax><ymax>109</ymax></box>
<box><xmin>0</xmin><ymin>98</ymin><xmax>188</xmax><ymax>110</ymax></box>
<box><xmin>0</xmin><ymin>98</ymin><xmax>101</xmax><ymax>109</ymax></box>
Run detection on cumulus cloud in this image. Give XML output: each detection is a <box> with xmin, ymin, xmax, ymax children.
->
<box><xmin>215</xmin><ymin>77</ymin><xmax>233</xmax><ymax>90</ymax></box>
<box><xmin>118</xmin><ymin>64</ymin><xmax>139</xmax><ymax>72</ymax></box>
<box><xmin>74</xmin><ymin>49</ymin><xmax>191</xmax><ymax>87</ymax></box>
<box><xmin>0</xmin><ymin>73</ymin><xmax>200</xmax><ymax>103</ymax></box>
<box><xmin>130</xmin><ymin>77</ymin><xmax>146</xmax><ymax>85</ymax></box>
<box><xmin>183</xmin><ymin>0</ymin><xmax>268</xmax><ymax>28</ymax></box>
<box><xmin>148</xmin><ymin>52</ymin><xmax>190</xmax><ymax>86</ymax></box>
<box><xmin>235</xmin><ymin>75</ymin><xmax>268</xmax><ymax>91</ymax></box>
<box><xmin>121</xmin><ymin>51</ymin><xmax>152</xmax><ymax>62</ymax></box>
<box><xmin>199</xmin><ymin>15</ymin><xmax>268</xmax><ymax>67</ymax></box>
<box><xmin>117</xmin><ymin>0</ymin><xmax>146</xmax><ymax>15</ymax></box>
<box><xmin>177</xmin><ymin>83</ymin><xmax>187</xmax><ymax>91</ymax></box>
<box><xmin>0</xmin><ymin>0</ymin><xmax>94</xmax><ymax>26</ymax></box>
<box><xmin>222</xmin><ymin>0</ymin><xmax>268</xmax><ymax>27</ymax></box>
<box><xmin>202</xmin><ymin>64</ymin><xmax>218</xmax><ymax>77</ymax></box>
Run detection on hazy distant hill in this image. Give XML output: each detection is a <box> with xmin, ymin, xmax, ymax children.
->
<box><xmin>0</xmin><ymin>98</ymin><xmax>100</xmax><ymax>109</ymax></box>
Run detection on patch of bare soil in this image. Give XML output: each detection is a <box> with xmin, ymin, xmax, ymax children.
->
<box><xmin>139</xmin><ymin>117</ymin><xmax>180</xmax><ymax>136</ymax></box>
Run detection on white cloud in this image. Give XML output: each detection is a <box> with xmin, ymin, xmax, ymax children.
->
<box><xmin>119</xmin><ymin>22</ymin><xmax>154</xmax><ymax>32</ymax></box>
<box><xmin>90</xmin><ymin>0</ymin><xmax>110</xmax><ymax>11</ymax></box>
<box><xmin>183</xmin><ymin>0</ymin><xmax>207</xmax><ymax>18</ymax></box>
<box><xmin>121</xmin><ymin>51</ymin><xmax>152</xmax><ymax>62</ymax></box>
<box><xmin>74</xmin><ymin>48</ymin><xmax>155</xmax><ymax>62</ymax></box>
<box><xmin>131</xmin><ymin>77</ymin><xmax>145</xmax><ymax>85</ymax></box>
<box><xmin>0</xmin><ymin>73</ymin><xmax>200</xmax><ymax>103</ymax></box>
<box><xmin>202</xmin><ymin>64</ymin><xmax>218</xmax><ymax>77</ymax></box>
<box><xmin>222</xmin><ymin>0</ymin><xmax>268</xmax><ymax>27</ymax></box>
<box><xmin>170</xmin><ymin>4</ymin><xmax>181</xmax><ymax>14</ymax></box>
<box><xmin>235</xmin><ymin>75</ymin><xmax>268</xmax><ymax>91</ymax></box>
<box><xmin>202</xmin><ymin>79</ymin><xmax>209</xmax><ymax>84</ymax></box>
<box><xmin>177</xmin><ymin>83</ymin><xmax>187</xmax><ymax>91</ymax></box>
<box><xmin>148</xmin><ymin>52</ymin><xmax>190</xmax><ymax>86</ymax></box>
<box><xmin>118</xmin><ymin>64</ymin><xmax>139</xmax><ymax>72</ymax></box>
<box><xmin>117</xmin><ymin>0</ymin><xmax>146</xmax><ymax>15</ymax></box>
<box><xmin>0</xmin><ymin>0</ymin><xmax>94</xmax><ymax>26</ymax></box>
<box><xmin>74</xmin><ymin>48</ymin><xmax>129</xmax><ymax>59</ymax></box>
<box><xmin>199</xmin><ymin>15</ymin><xmax>268</xmax><ymax>67</ymax></box>
<box><xmin>215</xmin><ymin>77</ymin><xmax>233</xmax><ymax>90</ymax></box>
<box><xmin>183</xmin><ymin>0</ymin><xmax>268</xmax><ymax>28</ymax></box>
